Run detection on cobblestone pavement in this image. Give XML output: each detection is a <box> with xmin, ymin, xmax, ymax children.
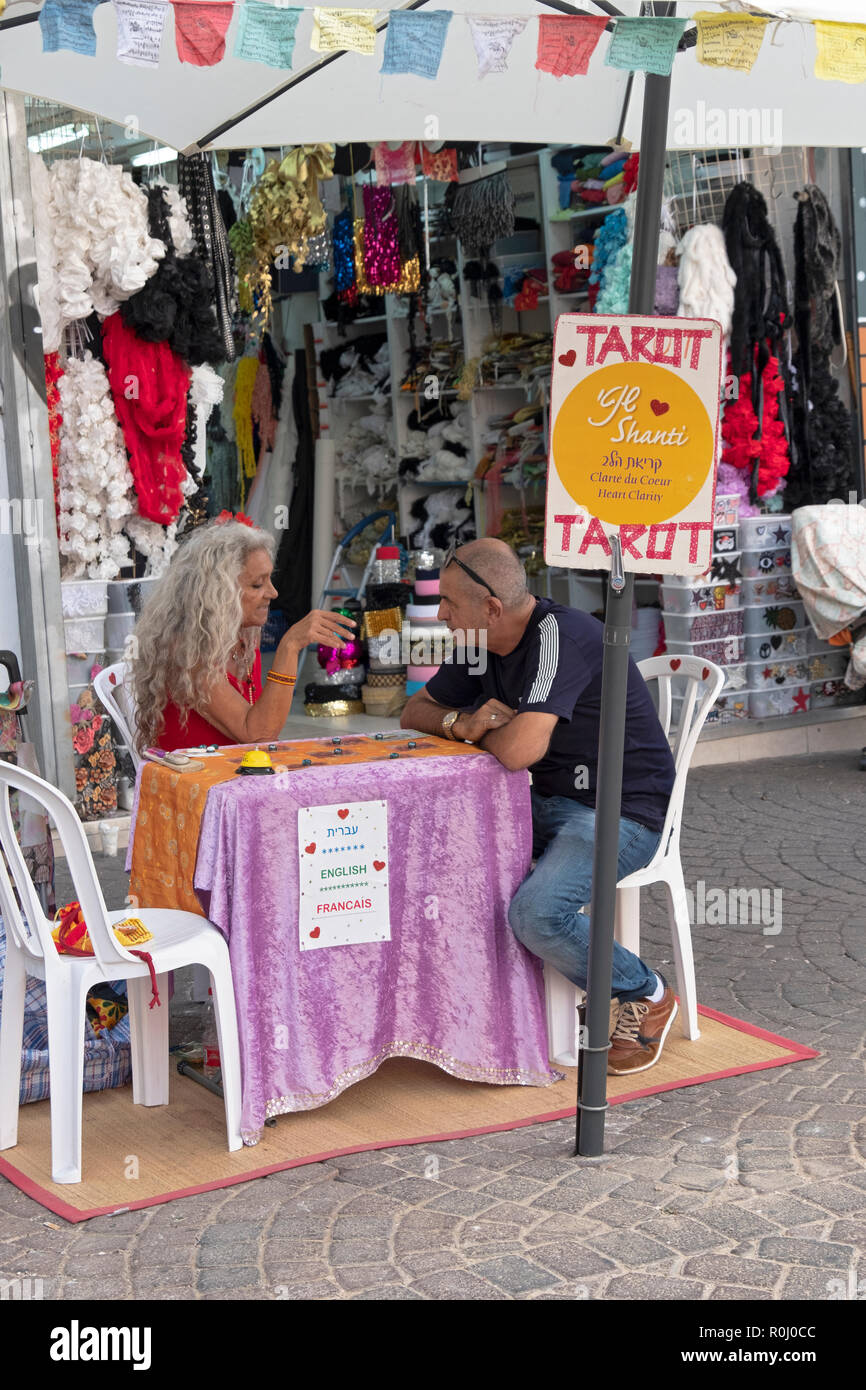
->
<box><xmin>1</xmin><ymin>751</ymin><xmax>864</xmax><ymax>1301</ymax></box>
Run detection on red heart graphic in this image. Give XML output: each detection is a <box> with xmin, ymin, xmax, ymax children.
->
<box><xmin>558</xmin><ymin>349</ymin><xmax>576</xmax><ymax>367</ymax></box>
<box><xmin>650</xmin><ymin>399</ymin><xmax>669</xmax><ymax>416</ymax></box>
<box><xmin>309</xmin><ymin>926</ymin><xmax>320</xmax><ymax>938</ymax></box>
<box><xmin>670</xmin><ymin>659</ymin><xmax>681</xmax><ymax>671</ymax></box>
<box><xmin>337</xmin><ymin>809</ymin><xmax>349</xmax><ymax>819</ymax></box>
<box><xmin>702</xmin><ymin>667</ymin><xmax>709</xmax><ymax>680</ymax></box>
<box><xmin>109</xmin><ymin>673</ymin><xmax>117</xmax><ymax>685</ymax></box>
<box><xmin>304</xmin><ymin>842</ymin><xmax>316</xmax><ymax>855</ymax></box>
<box><xmin>373</xmin><ymin>860</ymin><xmax>386</xmax><ymax>872</ymax></box>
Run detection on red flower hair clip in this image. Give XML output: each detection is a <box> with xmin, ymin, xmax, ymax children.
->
<box><xmin>215</xmin><ymin>510</ymin><xmax>255</xmax><ymax>528</ymax></box>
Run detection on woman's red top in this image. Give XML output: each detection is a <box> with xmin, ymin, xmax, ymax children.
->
<box><xmin>157</xmin><ymin>650</ymin><xmax>262</xmax><ymax>751</ymax></box>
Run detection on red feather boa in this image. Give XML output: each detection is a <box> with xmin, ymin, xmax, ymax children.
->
<box><xmin>102</xmin><ymin>312</ymin><xmax>191</xmax><ymax>525</ymax></box>
<box><xmin>721</xmin><ymin>348</ymin><xmax>790</xmax><ymax>498</ymax></box>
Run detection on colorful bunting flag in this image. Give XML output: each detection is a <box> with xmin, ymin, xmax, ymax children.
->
<box><xmin>39</xmin><ymin>0</ymin><xmax>103</xmax><ymax>57</ymax></box>
<box><xmin>694</xmin><ymin>11</ymin><xmax>768</xmax><ymax>73</ymax></box>
<box><xmin>381</xmin><ymin>10</ymin><xmax>453</xmax><ymax>80</ymax></box>
<box><xmin>311</xmin><ymin>8</ymin><xmax>378</xmax><ymax>56</ymax></box>
<box><xmin>814</xmin><ymin>20</ymin><xmax>866</xmax><ymax>84</ymax></box>
<box><xmin>535</xmin><ymin>15</ymin><xmax>607</xmax><ymax>79</ymax></box>
<box><xmin>234</xmin><ymin>0</ymin><xmax>300</xmax><ymax>69</ymax></box>
<box><xmin>605</xmin><ymin>16</ymin><xmax>688</xmax><ymax>78</ymax></box>
<box><xmin>171</xmin><ymin>0</ymin><xmax>234</xmax><ymax>67</ymax></box>
<box><xmin>113</xmin><ymin>0</ymin><xmax>170</xmax><ymax>69</ymax></box>
<box><xmin>466</xmin><ymin>15</ymin><xmax>528</xmax><ymax>78</ymax></box>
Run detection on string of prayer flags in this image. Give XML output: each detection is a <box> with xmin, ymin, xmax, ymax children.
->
<box><xmin>39</xmin><ymin>0</ymin><xmax>103</xmax><ymax>56</ymax></box>
<box><xmin>113</xmin><ymin>0</ymin><xmax>170</xmax><ymax>69</ymax></box>
<box><xmin>535</xmin><ymin>15</ymin><xmax>607</xmax><ymax>79</ymax></box>
<box><xmin>814</xmin><ymin>20</ymin><xmax>866</xmax><ymax>84</ymax></box>
<box><xmin>171</xmin><ymin>0</ymin><xmax>234</xmax><ymax>66</ymax></box>
<box><xmin>466</xmin><ymin>15</ymin><xmax>527</xmax><ymax>78</ymax></box>
<box><xmin>605</xmin><ymin>15</ymin><xmax>688</xmax><ymax>78</ymax></box>
<box><xmin>234</xmin><ymin>0</ymin><xmax>300</xmax><ymax>69</ymax></box>
<box><xmin>381</xmin><ymin>10</ymin><xmax>452</xmax><ymax>80</ymax></box>
<box><xmin>694</xmin><ymin>10</ymin><xmax>768</xmax><ymax>73</ymax></box>
<box><xmin>311</xmin><ymin>8</ymin><xmax>378</xmax><ymax>56</ymax></box>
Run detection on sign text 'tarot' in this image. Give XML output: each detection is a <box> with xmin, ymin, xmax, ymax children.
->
<box><xmin>545</xmin><ymin>315</ymin><xmax>724</xmax><ymax>575</ymax></box>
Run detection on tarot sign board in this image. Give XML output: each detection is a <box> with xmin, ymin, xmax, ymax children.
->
<box><xmin>545</xmin><ymin>315</ymin><xmax>724</xmax><ymax>575</ymax></box>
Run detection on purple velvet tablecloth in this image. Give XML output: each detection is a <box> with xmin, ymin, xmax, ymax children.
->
<box><xmin>186</xmin><ymin>750</ymin><xmax>560</xmax><ymax>1143</ymax></box>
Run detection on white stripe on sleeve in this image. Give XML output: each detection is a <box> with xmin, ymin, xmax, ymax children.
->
<box><xmin>527</xmin><ymin>613</ymin><xmax>560</xmax><ymax>704</ymax></box>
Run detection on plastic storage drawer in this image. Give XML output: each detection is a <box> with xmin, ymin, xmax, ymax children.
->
<box><xmin>739</xmin><ymin>515</ymin><xmax>792</xmax><ymax>549</ymax></box>
<box><xmin>747</xmin><ymin>658</ymin><xmax>811</xmax><ymax>689</ymax></box>
<box><xmin>659</xmin><ymin>580</ymin><xmax>741</xmax><ymax>615</ymax></box>
<box><xmin>741</xmin><ymin>574</ymin><xmax>799</xmax><ymax>604</ymax></box>
<box><xmin>740</xmin><ymin>546</ymin><xmax>792</xmax><ymax>579</ymax></box>
<box><xmin>743</xmin><ymin>600</ymin><xmax>806</xmax><ymax>637</ymax></box>
<box><xmin>748</xmin><ymin>684</ymin><xmax>811</xmax><ymax>718</ymax></box>
<box><xmin>713</xmin><ymin>494</ymin><xmax>740</xmax><ymax>527</ymax></box>
<box><xmin>662</xmin><ymin>608</ymin><xmax>744</xmax><ymax>644</ymax></box>
<box><xmin>806</xmin><ymin>649</ymin><xmax>848</xmax><ymax>682</ymax></box>
<box><xmin>744</xmin><ymin>628</ymin><xmax>811</xmax><ymax>662</ymax></box>
<box><xmin>64</xmin><ymin>617</ymin><xmax>106</xmax><ymax>654</ymax></box>
<box><xmin>61</xmin><ymin>581</ymin><xmax>108</xmax><ymax>618</ymax></box>
<box><xmin>666</xmin><ymin>634</ymin><xmax>746</xmax><ymax>665</ymax></box>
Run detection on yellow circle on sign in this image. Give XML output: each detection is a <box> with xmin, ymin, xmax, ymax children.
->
<box><xmin>552</xmin><ymin>361</ymin><xmax>713</xmax><ymax>524</ymax></box>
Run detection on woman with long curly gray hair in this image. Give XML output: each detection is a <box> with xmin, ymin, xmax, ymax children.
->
<box><xmin>131</xmin><ymin>518</ymin><xmax>355</xmax><ymax>753</ymax></box>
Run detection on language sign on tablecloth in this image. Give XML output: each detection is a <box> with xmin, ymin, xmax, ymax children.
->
<box><xmin>299</xmin><ymin>799</ymin><xmax>390</xmax><ymax>951</ymax></box>
<box><xmin>545</xmin><ymin>314</ymin><xmax>723</xmax><ymax>576</ymax></box>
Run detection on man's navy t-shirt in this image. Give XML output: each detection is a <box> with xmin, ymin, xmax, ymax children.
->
<box><xmin>426</xmin><ymin>597</ymin><xmax>675</xmax><ymax>833</ymax></box>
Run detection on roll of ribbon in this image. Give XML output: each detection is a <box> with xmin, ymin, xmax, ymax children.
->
<box><xmin>365</xmin><ymin>671</ymin><xmax>407</xmax><ymax>688</ymax></box>
<box><xmin>304</xmin><ymin>682</ymin><xmax>365</xmax><ymax>703</ymax></box>
<box><xmin>414</xmin><ymin>579</ymin><xmax>441</xmax><ymax>597</ymax></box>
<box><xmin>411</xmin><ymin>592</ymin><xmax>440</xmax><ymax>605</ymax></box>
<box><xmin>406</xmin><ymin>665</ymin><xmax>440</xmax><ymax>683</ymax></box>
<box><xmin>414</xmin><ymin>567</ymin><xmax>440</xmax><ymax>581</ymax></box>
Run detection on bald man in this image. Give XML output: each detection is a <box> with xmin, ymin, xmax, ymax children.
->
<box><xmin>401</xmin><ymin>539</ymin><xmax>678</xmax><ymax>1076</ymax></box>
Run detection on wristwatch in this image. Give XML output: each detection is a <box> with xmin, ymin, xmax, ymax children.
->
<box><xmin>441</xmin><ymin>709</ymin><xmax>461</xmax><ymax>741</ymax></box>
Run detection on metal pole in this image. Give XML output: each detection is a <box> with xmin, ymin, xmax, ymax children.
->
<box><xmin>576</xmin><ymin>4</ymin><xmax>677</xmax><ymax>1157</ymax></box>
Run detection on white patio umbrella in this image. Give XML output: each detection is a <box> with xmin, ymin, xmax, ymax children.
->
<box><xmin>0</xmin><ymin>0</ymin><xmax>865</xmax><ymax>151</ymax></box>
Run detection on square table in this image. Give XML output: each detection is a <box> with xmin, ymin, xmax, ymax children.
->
<box><xmin>128</xmin><ymin>734</ymin><xmax>561</xmax><ymax>1144</ymax></box>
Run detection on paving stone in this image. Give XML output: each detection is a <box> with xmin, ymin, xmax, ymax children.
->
<box><xmin>267</xmin><ymin>1281</ymin><xmax>339</xmax><ymax>1300</ymax></box>
<box><xmin>469</xmin><ymin>1256</ymin><xmax>559</xmax><ymax>1294</ymax></box>
<box><xmin>396</xmin><ymin>1251</ymin><xmax>461</xmax><ymax>1278</ymax></box>
<box><xmin>336</xmin><ymin>1194</ymin><xmax>408</xmax><ymax>1217</ymax></box>
<box><xmin>694</xmin><ymin>1205</ymin><xmax>780</xmax><ymax>1241</ymax></box>
<box><xmin>196</xmin><ymin>1267</ymin><xmax>262</xmax><ymax>1292</ymax></box>
<box><xmin>333</xmin><ymin>1263</ymin><xmax>403</xmax><ymax>1292</ymax></box>
<box><xmin>197</xmin><ymin>1242</ymin><xmax>260</xmax><ymax>1268</ymax></box>
<box><xmin>683</xmin><ymin>1255</ymin><xmax>782</xmax><ymax>1289</ymax></box>
<box><xmin>531</xmin><ymin>1242</ymin><xmax>616</xmax><ymax>1280</ymax></box>
<box><xmin>334</xmin><ymin>1163</ymin><xmax>406</xmax><ymax>1189</ymax></box>
<box><xmin>780</xmin><ymin>1266</ymin><xmax>853</xmax><ymax>1299</ymax></box>
<box><xmin>756</xmin><ymin>1236</ymin><xmax>855</xmax><ymax>1269</ymax></box>
<box><xmin>262</xmin><ymin>1238</ymin><xmax>325</xmax><ymax>1263</ymax></box>
<box><xmin>828</xmin><ymin>1220</ymin><xmax>866</xmax><ymax>1245</ymax></box>
<box><xmin>664</xmin><ymin>1164</ymin><xmax>726</xmax><ymax>1192</ymax></box>
<box><xmin>131</xmin><ymin>1265</ymin><xmax>196</xmax><ymax>1290</ymax></box>
<box><xmin>635</xmin><ymin>1215</ymin><xmax>719</xmax><ymax>1254</ymax></box>
<box><xmin>588</xmin><ymin>1231</ymin><xmax>674</xmax><ymax>1266</ymax></box>
<box><xmin>269</xmin><ymin>1214</ymin><xmax>333</xmax><ymax>1239</ymax></box>
<box><xmin>409</xmin><ymin>1270</ymin><xmax>510</xmax><ymax>1300</ymax></box>
<box><xmin>581</xmin><ymin>1199</ymin><xmax>658</xmax><ymax>1228</ymax></box>
<box><xmin>747</xmin><ymin>1194</ymin><xmax>829</xmax><ymax>1226</ymax></box>
<box><xmin>352</xmin><ymin>1286</ymin><xmax>424</xmax><ymax>1299</ymax></box>
<box><xmin>199</xmin><ymin>1220</ymin><xmax>263</xmax><ymax>1246</ymax></box>
<box><xmin>709</xmin><ymin>1285</ymin><xmax>773</xmax><ymax>1300</ymax></box>
<box><xmin>329</xmin><ymin>1239</ymin><xmax>392</xmax><ymax>1265</ymax></box>
<box><xmin>803</xmin><ymin>1183</ymin><xmax>866</xmax><ymax>1216</ymax></box>
<box><xmin>605</xmin><ymin>1274</ymin><xmax>706</xmax><ymax>1300</ymax></box>
<box><xmin>423</xmin><ymin>1191</ymin><xmax>499</xmax><ymax>1217</ymax></box>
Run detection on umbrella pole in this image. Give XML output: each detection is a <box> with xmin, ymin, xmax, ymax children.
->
<box><xmin>575</xmin><ymin>7</ymin><xmax>677</xmax><ymax>1158</ymax></box>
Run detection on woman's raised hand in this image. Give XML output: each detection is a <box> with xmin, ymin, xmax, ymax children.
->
<box><xmin>284</xmin><ymin>609</ymin><xmax>358</xmax><ymax>652</ymax></box>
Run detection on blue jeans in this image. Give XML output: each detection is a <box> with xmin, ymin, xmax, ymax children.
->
<box><xmin>508</xmin><ymin>792</ymin><xmax>661</xmax><ymax>1002</ymax></box>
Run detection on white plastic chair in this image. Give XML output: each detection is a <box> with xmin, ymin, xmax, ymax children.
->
<box><xmin>545</xmin><ymin>655</ymin><xmax>725</xmax><ymax>1064</ymax></box>
<box><xmin>92</xmin><ymin>662</ymin><xmax>141</xmax><ymax>773</ymax></box>
<box><xmin>0</xmin><ymin>760</ymin><xmax>242</xmax><ymax>1183</ymax></box>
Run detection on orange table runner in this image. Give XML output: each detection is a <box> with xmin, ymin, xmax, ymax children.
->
<box><xmin>128</xmin><ymin>734</ymin><xmax>483</xmax><ymax>916</ymax></box>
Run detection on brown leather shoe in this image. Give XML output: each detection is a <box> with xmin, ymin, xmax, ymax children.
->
<box><xmin>607</xmin><ymin>979</ymin><xmax>678</xmax><ymax>1076</ymax></box>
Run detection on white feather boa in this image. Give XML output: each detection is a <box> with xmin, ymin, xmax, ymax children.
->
<box><xmin>677</xmin><ymin>225</ymin><xmax>737</xmax><ymax>341</ymax></box>
<box><xmin>58</xmin><ymin>353</ymin><xmax>134</xmax><ymax>580</ymax></box>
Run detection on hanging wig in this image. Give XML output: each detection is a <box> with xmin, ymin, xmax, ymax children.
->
<box><xmin>445</xmin><ymin>171</ymin><xmax>515</xmax><ymax>259</ymax></box>
<box><xmin>785</xmin><ymin>184</ymin><xmax>856</xmax><ymax>506</ymax></box>
<box><xmin>722</xmin><ymin>182</ymin><xmax>788</xmax><ymax>379</ymax></box>
<box><xmin>121</xmin><ymin>186</ymin><xmax>226</xmax><ymax>366</ymax></box>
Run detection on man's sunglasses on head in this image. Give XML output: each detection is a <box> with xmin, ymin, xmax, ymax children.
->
<box><xmin>443</xmin><ymin>544</ymin><xmax>498</xmax><ymax>600</ymax></box>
